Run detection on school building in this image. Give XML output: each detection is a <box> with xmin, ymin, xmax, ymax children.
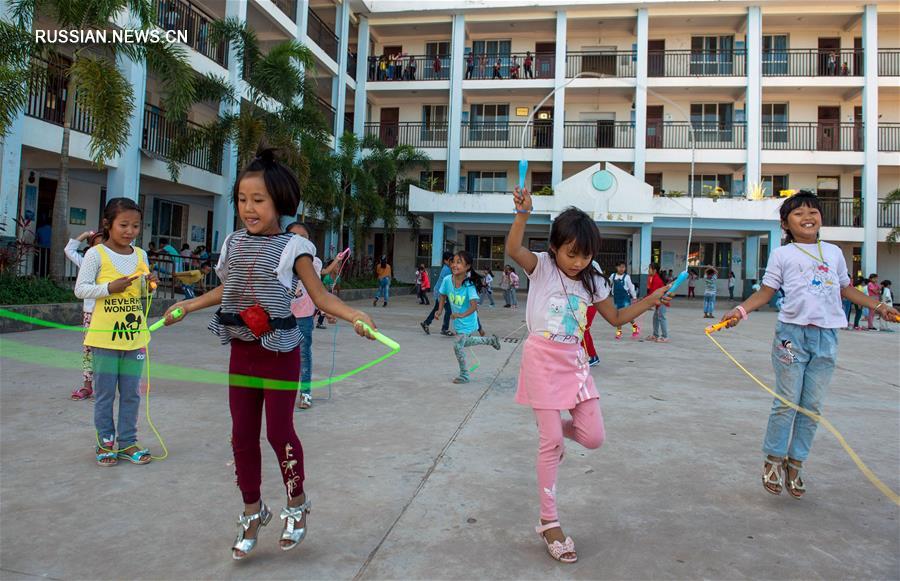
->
<box><xmin>2</xmin><ymin>0</ymin><xmax>898</xmax><ymax>291</ymax></box>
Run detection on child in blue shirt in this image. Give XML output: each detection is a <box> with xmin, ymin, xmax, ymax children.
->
<box><xmin>436</xmin><ymin>250</ymin><xmax>501</xmax><ymax>383</ymax></box>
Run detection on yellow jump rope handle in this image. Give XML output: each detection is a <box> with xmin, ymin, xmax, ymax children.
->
<box><xmin>357</xmin><ymin>321</ymin><xmax>400</xmax><ymax>351</ymax></box>
<box><xmin>705</xmin><ymin>319</ymin><xmax>736</xmax><ymax>334</ymax></box>
<box><xmin>149</xmin><ymin>308</ymin><xmax>183</xmax><ymax>332</ymax></box>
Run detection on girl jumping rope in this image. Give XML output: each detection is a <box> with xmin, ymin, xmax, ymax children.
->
<box><xmin>609</xmin><ymin>260</ymin><xmax>639</xmax><ymax>340</ymax></box>
<box><xmin>507</xmin><ymin>187</ymin><xmax>671</xmax><ymax>563</ymax></box>
<box><xmin>434</xmin><ymin>250</ymin><xmax>501</xmax><ymax>383</ymax></box>
<box><xmin>74</xmin><ymin>198</ymin><xmax>156</xmax><ymax>467</ymax></box>
<box><xmin>720</xmin><ymin>191</ymin><xmax>899</xmax><ymax>499</ymax></box>
<box><xmin>65</xmin><ymin>229</ymin><xmax>104</xmax><ymax>400</ymax></box>
<box><xmin>164</xmin><ymin>149</ymin><xmax>377</xmax><ymax>560</ymax></box>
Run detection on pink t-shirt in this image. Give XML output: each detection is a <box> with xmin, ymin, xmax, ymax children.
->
<box><xmin>525</xmin><ymin>252</ymin><xmax>610</xmax><ymax>344</ymax></box>
<box><xmin>290</xmin><ymin>256</ymin><xmax>323</xmax><ymax>318</ymax></box>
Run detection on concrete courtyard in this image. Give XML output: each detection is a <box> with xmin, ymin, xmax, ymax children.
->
<box><xmin>1</xmin><ymin>295</ymin><xmax>898</xmax><ymax>580</ymax></box>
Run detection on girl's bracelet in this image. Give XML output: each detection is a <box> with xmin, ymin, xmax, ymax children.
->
<box><xmin>515</xmin><ymin>209</ymin><xmax>531</xmax><ymax>214</ymax></box>
<box><xmin>736</xmin><ymin>305</ymin><xmax>748</xmax><ymax>320</ymax></box>
<box><xmin>873</xmin><ymin>302</ymin><xmax>885</xmax><ymax>313</ymax></box>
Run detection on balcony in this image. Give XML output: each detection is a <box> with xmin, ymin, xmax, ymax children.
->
<box><xmin>648</xmin><ymin>50</ymin><xmax>745</xmax><ymax>77</ymax></box>
<box><xmin>564</xmin><ymin>122</ymin><xmax>635</xmax><ymax>148</ymax></box>
<box><xmin>878</xmin><ymin>201</ymin><xmax>900</xmax><ymax>228</ymax></box>
<box><xmin>363</xmin><ymin>122</ymin><xmax>448</xmax><ymax>148</ymax></box>
<box><xmin>142</xmin><ymin>105</ymin><xmax>222</xmax><ymax>174</ymax></box>
<box><xmin>26</xmin><ymin>55</ymin><xmax>94</xmax><ymax>134</ymax></box>
<box><xmin>819</xmin><ymin>199</ymin><xmax>861</xmax><ymax>227</ymax></box>
<box><xmin>761</xmin><ymin>49</ymin><xmax>861</xmax><ymax>77</ymax></box>
<box><xmin>272</xmin><ymin>0</ymin><xmax>296</xmax><ymax>21</ymax></box>
<box><xmin>566</xmin><ymin>51</ymin><xmax>635</xmax><ymax>78</ymax></box>
<box><xmin>880</xmin><ymin>124</ymin><xmax>900</xmax><ymax>152</ymax></box>
<box><xmin>153</xmin><ymin>0</ymin><xmax>227</xmax><ymax>67</ymax></box>
<box><xmin>879</xmin><ymin>49</ymin><xmax>900</xmax><ymax>76</ymax></box>
<box><xmin>461</xmin><ymin>122</ymin><xmax>553</xmax><ymax>148</ymax></box>
<box><xmin>761</xmin><ymin>122</ymin><xmax>862</xmax><ymax>151</ymax></box>
<box><xmin>307</xmin><ymin>8</ymin><xmax>338</xmax><ymax>62</ymax></box>
<box><xmin>463</xmin><ymin>52</ymin><xmax>555</xmax><ymax>80</ymax></box>
<box><xmin>646</xmin><ymin>122</ymin><xmax>746</xmax><ymax>149</ymax></box>
<box><xmin>367</xmin><ymin>55</ymin><xmax>450</xmax><ymax>82</ymax></box>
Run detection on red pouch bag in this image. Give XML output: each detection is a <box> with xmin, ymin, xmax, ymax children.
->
<box><xmin>239</xmin><ymin>303</ymin><xmax>273</xmax><ymax>337</ymax></box>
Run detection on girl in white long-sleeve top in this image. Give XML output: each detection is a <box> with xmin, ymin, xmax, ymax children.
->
<box><xmin>65</xmin><ymin>229</ymin><xmax>104</xmax><ymax>400</ymax></box>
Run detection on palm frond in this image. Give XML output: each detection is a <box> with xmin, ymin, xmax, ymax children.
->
<box><xmin>70</xmin><ymin>54</ymin><xmax>134</xmax><ymax>166</ymax></box>
<box><xmin>144</xmin><ymin>40</ymin><xmax>194</xmax><ymax>120</ymax></box>
<box><xmin>193</xmin><ymin>71</ymin><xmax>236</xmax><ymax>105</ymax></box>
<box><xmin>0</xmin><ymin>18</ymin><xmax>37</xmax><ymax>137</ymax></box>
<box><xmin>10</xmin><ymin>0</ymin><xmax>38</xmax><ymax>27</ymax></box>
<box><xmin>210</xmin><ymin>17</ymin><xmax>260</xmax><ymax>77</ymax></box>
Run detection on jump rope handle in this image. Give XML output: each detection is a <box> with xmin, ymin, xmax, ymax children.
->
<box><xmin>518</xmin><ymin>159</ymin><xmax>528</xmax><ymax>191</ymax></box>
<box><xmin>356</xmin><ymin>321</ymin><xmax>400</xmax><ymax>351</ymax></box>
<box><xmin>149</xmin><ymin>307</ymin><xmax>183</xmax><ymax>332</ymax></box>
<box><xmin>336</xmin><ymin>247</ymin><xmax>351</xmax><ymax>261</ymax></box>
<box><xmin>664</xmin><ymin>270</ymin><xmax>690</xmax><ymax>297</ymax></box>
<box><xmin>705</xmin><ymin>319</ymin><xmax>736</xmax><ymax>334</ymax></box>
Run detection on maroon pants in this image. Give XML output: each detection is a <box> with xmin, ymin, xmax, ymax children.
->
<box><xmin>581</xmin><ymin>305</ymin><xmax>598</xmax><ymax>359</ymax></box>
<box><xmin>229</xmin><ymin>340</ymin><xmax>304</xmax><ymax>504</ymax></box>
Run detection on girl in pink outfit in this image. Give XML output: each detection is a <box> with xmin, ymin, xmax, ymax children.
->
<box><xmin>506</xmin><ymin>188</ymin><xmax>671</xmax><ymax>564</ymax></box>
<box><xmin>866</xmin><ymin>274</ymin><xmax>880</xmax><ymax>330</ymax></box>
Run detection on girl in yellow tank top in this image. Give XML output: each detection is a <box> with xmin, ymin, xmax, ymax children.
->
<box><xmin>74</xmin><ymin>198</ymin><xmax>157</xmax><ymax>467</ymax></box>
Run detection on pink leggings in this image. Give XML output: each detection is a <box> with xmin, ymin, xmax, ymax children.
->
<box><xmin>533</xmin><ymin>399</ymin><xmax>605</xmax><ymax>521</ymax></box>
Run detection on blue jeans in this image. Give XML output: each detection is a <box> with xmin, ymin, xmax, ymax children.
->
<box><xmin>703</xmin><ymin>293</ymin><xmax>716</xmax><ymax>314</ymax></box>
<box><xmin>841</xmin><ymin>298</ymin><xmax>852</xmax><ymax>324</ymax></box>
<box><xmin>296</xmin><ymin>316</ymin><xmax>314</xmax><ymax>394</ymax></box>
<box><xmin>93</xmin><ymin>347</ymin><xmax>144</xmax><ymax>446</ymax></box>
<box><xmin>480</xmin><ymin>288</ymin><xmax>495</xmax><ymax>306</ymax></box>
<box><xmin>652</xmin><ymin>305</ymin><xmax>668</xmax><ymax>338</ymax></box>
<box><xmin>182</xmin><ymin>284</ymin><xmax>196</xmax><ymax>299</ymax></box>
<box><xmin>763</xmin><ymin>322</ymin><xmax>838</xmax><ymax>461</ymax></box>
<box><xmin>375</xmin><ymin>277</ymin><xmax>390</xmax><ymax>303</ymax></box>
<box><xmin>424</xmin><ymin>300</ymin><xmax>452</xmax><ymax>331</ymax></box>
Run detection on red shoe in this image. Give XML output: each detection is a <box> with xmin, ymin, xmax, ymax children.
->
<box><xmin>71</xmin><ymin>386</ymin><xmax>93</xmax><ymax>400</ymax></box>
<box><xmin>631</xmin><ymin>324</ymin><xmax>640</xmax><ymax>339</ymax></box>
<box><xmin>615</xmin><ymin>328</ymin><xmax>622</xmax><ymax>340</ymax></box>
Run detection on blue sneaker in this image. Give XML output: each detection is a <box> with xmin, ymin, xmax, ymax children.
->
<box><xmin>588</xmin><ymin>356</ymin><xmax>600</xmax><ymax>367</ymax></box>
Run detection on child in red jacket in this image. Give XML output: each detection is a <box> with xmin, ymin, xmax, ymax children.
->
<box><xmin>646</xmin><ymin>263</ymin><xmax>668</xmax><ymax>342</ymax></box>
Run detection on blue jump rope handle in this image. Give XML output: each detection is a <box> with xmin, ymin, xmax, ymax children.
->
<box><xmin>518</xmin><ymin>159</ymin><xmax>528</xmax><ymax>190</ymax></box>
<box><xmin>665</xmin><ymin>270</ymin><xmax>690</xmax><ymax>297</ymax></box>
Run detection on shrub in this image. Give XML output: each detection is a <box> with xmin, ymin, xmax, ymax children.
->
<box><xmin>0</xmin><ymin>274</ymin><xmax>77</xmax><ymax>305</ymax></box>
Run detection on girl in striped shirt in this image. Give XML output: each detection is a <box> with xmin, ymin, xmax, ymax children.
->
<box><xmin>164</xmin><ymin>149</ymin><xmax>377</xmax><ymax>560</ymax></box>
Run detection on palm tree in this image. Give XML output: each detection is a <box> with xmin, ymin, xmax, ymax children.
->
<box><xmin>8</xmin><ymin>0</ymin><xmax>195</xmax><ymax>282</ymax></box>
<box><xmin>0</xmin><ymin>18</ymin><xmax>33</xmax><ymax>139</ymax></box>
<box><xmin>885</xmin><ymin>187</ymin><xmax>900</xmax><ymax>252</ymax></box>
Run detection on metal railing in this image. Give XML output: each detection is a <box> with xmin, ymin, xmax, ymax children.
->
<box><xmin>307</xmin><ymin>9</ymin><xmax>338</xmax><ymax>61</ymax></box>
<box><xmin>312</xmin><ymin>95</ymin><xmax>335</xmax><ymax>132</ymax></box>
<box><xmin>645</xmin><ymin>122</ymin><xmax>746</xmax><ymax>149</ymax></box>
<box><xmin>648</xmin><ymin>49</ymin><xmax>745</xmax><ymax>77</ymax></box>
<box><xmin>461</xmin><ymin>122</ymin><xmax>553</xmax><ymax>148</ymax></box>
<box><xmin>271</xmin><ymin>0</ymin><xmax>296</xmax><ymax>20</ymax></box>
<box><xmin>566</xmin><ymin>51</ymin><xmax>635</xmax><ymax>78</ymax></box>
<box><xmin>819</xmin><ymin>199</ymin><xmax>861</xmax><ymax>227</ymax></box>
<box><xmin>363</xmin><ymin>122</ymin><xmax>448</xmax><ymax>148</ymax></box>
<box><xmin>564</xmin><ymin>122</ymin><xmax>635</xmax><ymax>148</ymax></box>
<box><xmin>142</xmin><ymin>105</ymin><xmax>223</xmax><ymax>174</ymax></box>
<box><xmin>761</xmin><ymin>48</ymin><xmax>862</xmax><ymax>76</ymax></box>
<box><xmin>878</xmin><ymin>201</ymin><xmax>900</xmax><ymax>228</ymax></box>
<box><xmin>463</xmin><ymin>52</ymin><xmax>555</xmax><ymax>80</ymax></box>
<box><xmin>878</xmin><ymin>49</ymin><xmax>900</xmax><ymax>76</ymax></box>
<box><xmin>760</xmin><ymin>122</ymin><xmax>863</xmax><ymax>151</ymax></box>
<box><xmin>347</xmin><ymin>51</ymin><xmax>357</xmax><ymax>80</ymax></box>
<box><xmin>153</xmin><ymin>0</ymin><xmax>227</xmax><ymax>66</ymax></box>
<box><xmin>368</xmin><ymin>54</ymin><xmax>451</xmax><ymax>81</ymax></box>
<box><xmin>879</xmin><ymin>123</ymin><xmax>900</xmax><ymax>152</ymax></box>
<box><xmin>26</xmin><ymin>55</ymin><xmax>94</xmax><ymax>134</ymax></box>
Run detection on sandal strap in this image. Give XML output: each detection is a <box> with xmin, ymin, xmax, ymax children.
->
<box><xmin>546</xmin><ymin>537</ymin><xmax>576</xmax><ymax>560</ymax></box>
<box><xmin>280</xmin><ymin>500</ymin><xmax>311</xmax><ymax>521</ymax></box>
<box><xmin>763</xmin><ymin>462</ymin><xmax>783</xmax><ymax>485</ymax></box>
<box><xmin>238</xmin><ymin>503</ymin><xmax>270</xmax><ymax>530</ymax></box>
<box><xmin>535</xmin><ymin>521</ymin><xmax>562</xmax><ymax>534</ymax></box>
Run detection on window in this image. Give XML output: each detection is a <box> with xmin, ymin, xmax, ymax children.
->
<box><xmin>421</xmin><ymin>105</ymin><xmax>448</xmax><ymax>144</ymax></box>
<box><xmin>470</xmin><ymin>104</ymin><xmax>509</xmax><ymax>142</ymax></box>
<box><xmin>760</xmin><ymin>243</ymin><xmax>769</xmax><ymax>272</ymax></box>
<box><xmin>761</xmin><ymin>175</ymin><xmax>788</xmax><ymax>197</ymax></box>
<box><xmin>762</xmin><ymin>35</ymin><xmax>788</xmax><ymax>75</ymax></box>
<box><xmin>425</xmin><ymin>41</ymin><xmax>451</xmax><ymax>79</ymax></box>
<box><xmin>152</xmin><ymin>198</ymin><xmax>187</xmax><ymax>249</ymax></box>
<box><xmin>466</xmin><ymin>171</ymin><xmax>508</xmax><ymax>193</ymax></box>
<box><xmin>420</xmin><ymin>170</ymin><xmax>446</xmax><ymax>192</ymax></box>
<box><xmin>416</xmin><ymin>234</ymin><xmax>432</xmax><ymax>266</ymax></box>
<box><xmin>646</xmin><ymin>173</ymin><xmax>663</xmax><ymax>196</ymax></box>
<box><xmin>762</xmin><ymin>103</ymin><xmax>788</xmax><ymax>144</ymax></box>
<box><xmin>651</xmin><ymin>241</ymin><xmax>661</xmax><ymax>266</ymax></box>
<box><xmin>531</xmin><ymin>171</ymin><xmax>552</xmax><ymax>192</ymax></box>
<box><xmin>690</xmin><ymin>103</ymin><xmax>734</xmax><ymax>142</ymax></box>
<box><xmin>464</xmin><ymin>234</ymin><xmax>507</xmax><ymax>271</ymax></box>
<box><xmin>690</xmin><ymin>35</ymin><xmax>735</xmax><ymax>75</ymax></box>
<box><xmin>688</xmin><ymin>242</ymin><xmax>731</xmax><ymax>269</ymax></box>
<box><xmin>690</xmin><ymin>174</ymin><xmax>733</xmax><ymax>197</ymax></box>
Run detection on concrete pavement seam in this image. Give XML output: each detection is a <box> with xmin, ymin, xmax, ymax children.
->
<box><xmin>352</xmin><ymin>334</ymin><xmax>524</xmax><ymax>581</ymax></box>
<box><xmin>0</xmin><ymin>567</ymin><xmax>65</xmax><ymax>581</ymax></box>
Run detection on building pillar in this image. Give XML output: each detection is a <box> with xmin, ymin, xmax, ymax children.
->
<box><xmin>430</xmin><ymin>214</ymin><xmax>445</xmax><ymax>266</ymax></box>
<box><xmin>0</xmin><ymin>3</ymin><xmax>30</xmax><ymax>240</ymax></box>
<box><xmin>212</xmin><ymin>0</ymin><xmax>247</xmax><ymax>251</ymax></box>
<box><xmin>105</xmin><ymin>52</ymin><xmax>147</xmax><ymax>202</ymax></box>
<box><xmin>333</xmin><ymin>0</ymin><xmax>351</xmax><ymax>141</ymax></box>
<box><xmin>352</xmin><ymin>16</ymin><xmax>369</xmax><ymax>139</ymax></box>
<box><xmin>634</xmin><ymin>8</ymin><xmax>649</xmax><ymax>181</ymax></box>
<box><xmin>744</xmin><ymin>234</ymin><xmax>759</xmax><ymax>297</ymax></box>
<box><xmin>638</xmin><ymin>221</ymin><xmax>652</xmax><ymax>293</ymax></box>
<box><xmin>862</xmin><ymin>4</ymin><xmax>878</xmax><ymax>276</ymax></box>
<box><xmin>768</xmin><ymin>225</ymin><xmax>782</xmax><ymax>258</ymax></box>
<box><xmin>630</xmin><ymin>230</ymin><xmax>641</xmax><ymax>274</ymax></box>
<box><xmin>446</xmin><ymin>14</ymin><xmax>465</xmax><ymax>194</ymax></box>
<box><xmin>551</xmin><ymin>10</ymin><xmax>567</xmax><ymax>186</ymax></box>
<box><xmin>745</xmin><ymin>6</ymin><xmax>762</xmax><ymax>190</ymax></box>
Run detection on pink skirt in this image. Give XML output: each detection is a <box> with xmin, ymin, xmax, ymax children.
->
<box><xmin>515</xmin><ymin>333</ymin><xmax>599</xmax><ymax>410</ymax></box>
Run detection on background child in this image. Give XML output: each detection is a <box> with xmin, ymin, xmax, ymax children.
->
<box><xmin>703</xmin><ymin>267</ymin><xmax>718</xmax><ymax>318</ymax></box>
<box><xmin>164</xmin><ymin>148</ymin><xmax>377</xmax><ymax>560</ymax></box>
<box><xmin>509</xmin><ymin>267</ymin><xmax>520</xmax><ymax>308</ymax></box>
<box><xmin>609</xmin><ymin>260</ymin><xmax>639</xmax><ymax>340</ymax></box>
<box><xmin>173</xmin><ymin>261</ymin><xmax>212</xmax><ymax>299</ymax></box>
<box><xmin>421</xmin><ymin>251</ymin><xmax>453</xmax><ymax>335</ymax></box>
<box><xmin>287</xmin><ymin>222</ymin><xmax>322</xmax><ymax>410</ymax></box>
<box><xmin>480</xmin><ymin>269</ymin><xmax>495</xmax><ymax>307</ymax></box>
<box><xmin>879</xmin><ymin>280</ymin><xmax>894</xmax><ymax>332</ymax></box>
<box><xmin>728</xmin><ymin>271</ymin><xmax>736</xmax><ymax>300</ymax></box>
<box><xmin>374</xmin><ymin>256</ymin><xmax>392</xmax><ymax>307</ymax></box>
<box><xmin>852</xmin><ymin>277</ymin><xmax>868</xmax><ymax>330</ymax></box>
<box><xmin>507</xmin><ymin>188</ymin><xmax>670</xmax><ymax>564</ymax></box>
<box><xmin>721</xmin><ymin>191</ymin><xmax>899</xmax><ymax>500</ymax></box>
<box><xmin>74</xmin><ymin>198</ymin><xmax>155</xmax><ymax>467</ymax></box>
<box><xmin>866</xmin><ymin>274</ymin><xmax>880</xmax><ymax>330</ymax></box>
<box><xmin>646</xmin><ymin>263</ymin><xmax>668</xmax><ymax>342</ymax></box>
<box><xmin>435</xmin><ymin>250</ymin><xmax>500</xmax><ymax>383</ymax></box>
<box><xmin>687</xmin><ymin>269</ymin><xmax>697</xmax><ymax>298</ymax></box>
<box><xmin>65</xmin><ymin>229</ymin><xmax>104</xmax><ymax>400</ymax></box>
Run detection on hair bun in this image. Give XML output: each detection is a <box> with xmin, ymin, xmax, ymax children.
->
<box><xmin>255</xmin><ymin>147</ymin><xmax>279</xmax><ymax>165</ymax></box>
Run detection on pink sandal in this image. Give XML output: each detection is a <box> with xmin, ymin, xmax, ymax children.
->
<box><xmin>535</xmin><ymin>521</ymin><xmax>577</xmax><ymax>564</ymax></box>
<box><xmin>71</xmin><ymin>386</ymin><xmax>93</xmax><ymax>400</ymax></box>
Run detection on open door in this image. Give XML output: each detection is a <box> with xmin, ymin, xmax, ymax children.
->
<box><xmin>379</xmin><ymin>107</ymin><xmax>399</xmax><ymax>147</ymax></box>
<box><xmin>533</xmin><ymin>107</ymin><xmax>553</xmax><ymax>147</ymax></box>
<box><xmin>817</xmin><ymin>37</ymin><xmax>840</xmax><ymax>76</ymax></box>
<box><xmin>646</xmin><ymin>106</ymin><xmax>664</xmax><ymax>148</ymax></box>
<box><xmin>648</xmin><ymin>40</ymin><xmax>665</xmax><ymax>77</ymax></box>
<box><xmin>535</xmin><ymin>42</ymin><xmax>556</xmax><ymax>78</ymax></box>
<box><xmin>817</xmin><ymin>106</ymin><xmax>840</xmax><ymax>151</ymax></box>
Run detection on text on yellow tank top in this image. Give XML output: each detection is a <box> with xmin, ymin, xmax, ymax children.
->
<box><xmin>84</xmin><ymin>245</ymin><xmax>149</xmax><ymax>350</ymax></box>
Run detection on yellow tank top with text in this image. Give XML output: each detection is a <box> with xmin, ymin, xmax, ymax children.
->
<box><xmin>84</xmin><ymin>246</ymin><xmax>149</xmax><ymax>350</ymax></box>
